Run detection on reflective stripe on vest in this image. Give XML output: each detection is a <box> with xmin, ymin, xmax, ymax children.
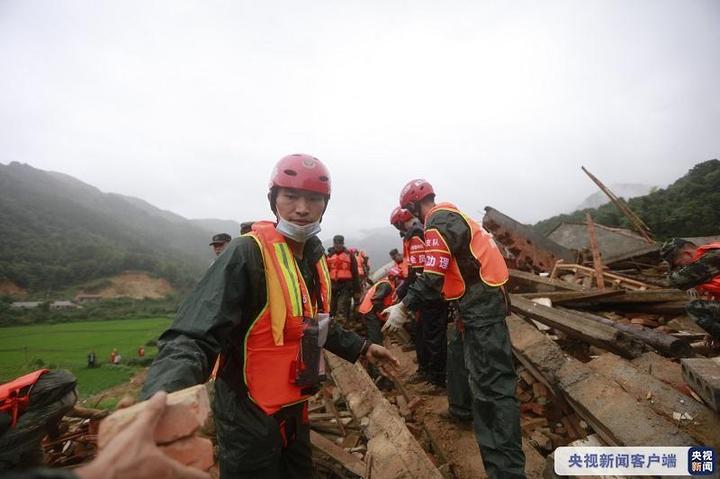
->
<box><xmin>423</xmin><ymin>202</ymin><xmax>509</xmax><ymax>300</ymax></box>
<box><xmin>358</xmin><ymin>279</ymin><xmax>395</xmax><ymax>319</ymax></box>
<box><xmin>692</xmin><ymin>243</ymin><xmax>720</xmax><ymax>299</ymax></box>
<box><xmin>328</xmin><ymin>251</ymin><xmax>353</xmax><ymax>281</ymax></box>
<box><xmin>242</xmin><ymin>221</ymin><xmax>331</xmax><ymax>415</ymax></box>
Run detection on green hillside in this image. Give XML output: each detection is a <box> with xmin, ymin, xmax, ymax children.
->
<box><xmin>0</xmin><ymin>162</ymin><xmax>216</xmax><ymax>292</ymax></box>
<box><xmin>535</xmin><ymin>159</ymin><xmax>720</xmax><ymax>238</ymax></box>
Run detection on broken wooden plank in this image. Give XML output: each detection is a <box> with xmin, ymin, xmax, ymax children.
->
<box><xmin>310</xmin><ymin>430</ymin><xmax>366</xmax><ymax>478</ymax></box>
<box><xmin>551</xmin><ymin>262</ymin><xmax>655</xmax><ymax>290</ymax></box>
<box><xmin>510</xmin><ymin>295</ymin><xmax>645</xmax><ymax>358</ymax></box>
<box><xmin>585</xmin><ymin>213</ymin><xmax>606</xmax><ymax>289</ymax></box>
<box><xmin>588</xmin><ymin>353</ymin><xmax>720</xmax><ymax>449</ymax></box>
<box><xmin>630</xmin><ymin>351</ymin><xmax>687</xmax><ymax>391</ymax></box>
<box><xmin>581</xmin><ymin>166</ymin><xmax>654</xmax><ymax>243</ymax></box>
<box><xmin>508</xmin><ymin>268</ymin><xmax>586</xmax><ymax>293</ymax></box>
<box><xmin>682</xmin><ymin>358</ymin><xmax>720</xmax><ymax>414</ymax></box>
<box><xmin>557</xmin><ymin>307</ymin><xmax>693</xmax><ymax>358</ymax></box>
<box><xmin>519</xmin><ymin>289</ymin><xmax>625</xmax><ymax>303</ymax></box>
<box><xmin>507</xmin><ymin>314</ymin><xmax>694</xmax><ymax>447</ymax></box>
<box><xmin>325</xmin><ymin>352</ymin><xmax>443</xmax><ymax>479</ymax></box>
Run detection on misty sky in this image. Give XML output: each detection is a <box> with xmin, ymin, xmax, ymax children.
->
<box><xmin>1</xmin><ymin>0</ymin><xmax>718</xmax><ymax>237</ymax></box>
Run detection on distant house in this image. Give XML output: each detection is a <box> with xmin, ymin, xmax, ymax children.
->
<box><xmin>10</xmin><ymin>301</ymin><xmax>41</xmax><ymax>310</ymax></box>
<box><xmin>75</xmin><ymin>293</ymin><xmax>103</xmax><ymax>303</ymax></box>
<box><xmin>50</xmin><ymin>300</ymin><xmax>80</xmax><ymax>310</ymax></box>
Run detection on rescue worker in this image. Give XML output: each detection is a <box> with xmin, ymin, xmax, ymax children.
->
<box><xmin>240</xmin><ymin>222</ymin><xmax>255</xmax><ymax>235</ymax></box>
<box><xmin>382</xmin><ymin>179</ymin><xmax>526</xmax><ymax>479</ymax></box>
<box><xmin>6</xmin><ymin>392</ymin><xmax>210</xmax><ymax>479</ymax></box>
<box><xmin>357</xmin><ymin>265</ymin><xmax>401</xmax><ymax>390</ymax></box>
<box><xmin>358</xmin><ymin>265</ymin><xmax>402</xmax><ymax>347</ymax></box>
<box><xmin>351</xmin><ymin>248</ymin><xmax>371</xmax><ymax>285</ymax></box>
<box><xmin>210</xmin><ymin>233</ymin><xmax>232</xmax><ymax>256</ymax></box>
<box><xmin>140</xmin><ymin>154</ymin><xmax>398</xmax><ymax>478</ymax></box>
<box><xmin>390</xmin><ymin>206</ymin><xmax>448</xmax><ymax>391</ymax></box>
<box><xmin>327</xmin><ymin>235</ymin><xmax>360</xmax><ymax>321</ymax></box>
<box><xmin>661</xmin><ymin>238</ymin><xmax>720</xmax><ymax>341</ymax></box>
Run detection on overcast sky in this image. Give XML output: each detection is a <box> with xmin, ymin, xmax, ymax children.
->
<box><xmin>1</xmin><ymin>0</ymin><xmax>718</xmax><ymax>237</ymax></box>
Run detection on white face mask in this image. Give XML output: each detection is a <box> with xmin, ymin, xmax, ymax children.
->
<box><xmin>276</xmin><ymin>216</ymin><xmax>322</xmax><ymax>243</ymax></box>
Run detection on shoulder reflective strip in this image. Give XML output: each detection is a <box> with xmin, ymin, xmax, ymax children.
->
<box><xmin>318</xmin><ymin>256</ymin><xmax>332</xmax><ymax>310</ymax></box>
<box><xmin>274</xmin><ymin>243</ymin><xmax>303</xmax><ymax>317</ymax></box>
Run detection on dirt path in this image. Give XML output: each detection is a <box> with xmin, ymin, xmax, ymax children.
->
<box><xmin>389</xmin><ymin>342</ymin><xmax>545</xmax><ymax>479</ymax></box>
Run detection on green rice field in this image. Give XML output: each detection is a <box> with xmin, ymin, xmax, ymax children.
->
<box><xmin>0</xmin><ymin>317</ymin><xmax>171</xmax><ymax>396</ymax></box>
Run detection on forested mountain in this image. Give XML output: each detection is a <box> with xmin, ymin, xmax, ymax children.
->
<box><xmin>535</xmin><ymin>159</ymin><xmax>720</xmax><ymax>238</ymax></box>
<box><xmin>0</xmin><ymin>162</ymin><xmax>223</xmax><ymax>291</ymax></box>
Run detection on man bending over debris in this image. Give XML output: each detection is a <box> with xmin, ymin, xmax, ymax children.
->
<box><xmin>661</xmin><ymin>238</ymin><xmax>720</xmax><ymax>343</ymax></box>
<box><xmin>139</xmin><ymin>154</ymin><xmax>398</xmax><ymax>478</ymax></box>
<box><xmin>382</xmin><ymin>179</ymin><xmax>526</xmax><ymax>479</ymax></box>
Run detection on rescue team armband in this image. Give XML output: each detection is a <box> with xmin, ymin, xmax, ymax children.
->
<box><xmin>408</xmin><ymin>236</ymin><xmax>426</xmax><ymax>267</ymax></box>
<box><xmin>423</xmin><ymin>229</ymin><xmax>452</xmax><ymax>275</ymax></box>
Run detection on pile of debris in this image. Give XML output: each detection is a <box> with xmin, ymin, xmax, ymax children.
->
<box><xmin>484</xmin><ymin>200</ymin><xmax>720</xmax><ymax>477</ymax></box>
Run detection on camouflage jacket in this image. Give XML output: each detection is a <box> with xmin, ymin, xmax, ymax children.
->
<box><xmin>669</xmin><ymin>248</ymin><xmax>720</xmax><ymax>291</ymax></box>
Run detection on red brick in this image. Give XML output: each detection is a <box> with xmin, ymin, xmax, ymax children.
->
<box><xmin>98</xmin><ymin>384</ymin><xmax>211</xmax><ymax>448</ymax></box>
<box><xmin>160</xmin><ymin>436</ymin><xmax>214</xmax><ymax>471</ymax></box>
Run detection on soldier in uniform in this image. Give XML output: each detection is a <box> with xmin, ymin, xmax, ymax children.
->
<box><xmin>383</xmin><ymin>179</ymin><xmax>525</xmax><ymax>479</ymax></box>
<box><xmin>661</xmin><ymin>238</ymin><xmax>720</xmax><ymax>341</ymax></box>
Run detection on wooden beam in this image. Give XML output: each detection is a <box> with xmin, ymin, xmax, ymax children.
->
<box><xmin>519</xmin><ymin>289</ymin><xmax>624</xmax><ymax>303</ymax></box>
<box><xmin>310</xmin><ymin>430</ymin><xmax>366</xmax><ymax>478</ymax></box>
<box><xmin>507</xmin><ymin>314</ymin><xmax>693</xmax><ymax>446</ymax></box>
<box><xmin>510</xmin><ymin>295</ymin><xmax>645</xmax><ymax>358</ymax></box>
<box><xmin>325</xmin><ymin>352</ymin><xmax>443</xmax><ymax>479</ymax></box>
<box><xmin>588</xmin><ymin>353</ymin><xmax>720</xmax><ymax>449</ymax></box>
<box><xmin>581</xmin><ymin>166</ymin><xmax>654</xmax><ymax>243</ymax></box>
<box><xmin>557</xmin><ymin>307</ymin><xmax>693</xmax><ymax>358</ymax></box>
<box><xmin>508</xmin><ymin>268</ymin><xmax>586</xmax><ymax>293</ymax></box>
<box><xmin>585</xmin><ymin>213</ymin><xmax>605</xmax><ymax>289</ymax></box>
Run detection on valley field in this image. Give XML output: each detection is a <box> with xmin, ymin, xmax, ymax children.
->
<box><xmin>0</xmin><ymin>317</ymin><xmax>171</xmax><ymax>396</ymax></box>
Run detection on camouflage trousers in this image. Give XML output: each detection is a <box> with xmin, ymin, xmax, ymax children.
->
<box><xmin>688</xmin><ymin>299</ymin><xmax>720</xmax><ymax>340</ymax></box>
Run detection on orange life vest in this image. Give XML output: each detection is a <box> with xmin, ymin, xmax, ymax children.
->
<box><xmin>355</xmin><ymin>250</ymin><xmax>368</xmax><ymax>277</ymax></box>
<box><xmin>692</xmin><ymin>242</ymin><xmax>720</xmax><ymax>300</ymax></box>
<box><xmin>0</xmin><ymin>369</ymin><xmax>49</xmax><ymax>427</ymax></box>
<box><xmin>241</xmin><ymin>221</ymin><xmax>331</xmax><ymax>415</ymax></box>
<box><xmin>358</xmin><ymin>279</ymin><xmax>395</xmax><ymax>320</ymax></box>
<box><xmin>328</xmin><ymin>250</ymin><xmax>353</xmax><ymax>281</ymax></box>
<box><xmin>423</xmin><ymin>202</ymin><xmax>508</xmax><ymax>300</ymax></box>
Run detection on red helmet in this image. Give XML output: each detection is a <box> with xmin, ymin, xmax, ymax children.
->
<box><xmin>269</xmin><ymin>154</ymin><xmax>331</xmax><ymax>196</ymax></box>
<box><xmin>390</xmin><ymin>207</ymin><xmax>414</xmax><ymax>226</ymax></box>
<box><xmin>399</xmin><ymin>179</ymin><xmax>434</xmax><ymax>208</ymax></box>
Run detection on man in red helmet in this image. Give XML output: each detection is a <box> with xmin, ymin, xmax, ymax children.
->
<box><xmin>140</xmin><ymin>154</ymin><xmax>399</xmax><ymax>478</ymax></box>
<box><xmin>383</xmin><ymin>179</ymin><xmax>525</xmax><ymax>479</ymax></box>
<box><xmin>390</xmin><ymin>206</ymin><xmax>448</xmax><ymax>391</ymax></box>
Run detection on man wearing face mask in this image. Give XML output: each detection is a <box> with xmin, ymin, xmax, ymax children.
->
<box><xmin>140</xmin><ymin>154</ymin><xmax>399</xmax><ymax>478</ymax></box>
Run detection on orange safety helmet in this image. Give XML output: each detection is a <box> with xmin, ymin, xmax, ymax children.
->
<box><xmin>399</xmin><ymin>179</ymin><xmax>434</xmax><ymax>209</ymax></box>
<box><xmin>390</xmin><ymin>207</ymin><xmax>414</xmax><ymax>226</ymax></box>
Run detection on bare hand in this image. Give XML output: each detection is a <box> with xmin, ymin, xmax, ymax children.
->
<box><xmin>76</xmin><ymin>392</ymin><xmax>210</xmax><ymax>479</ymax></box>
<box><xmin>365</xmin><ymin>344</ymin><xmax>400</xmax><ymax>377</ymax></box>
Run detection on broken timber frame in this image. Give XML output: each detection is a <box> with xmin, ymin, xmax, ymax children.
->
<box><xmin>507</xmin><ymin>314</ymin><xmax>694</xmax><ymax>446</ymax></box>
<box><xmin>581</xmin><ymin>166</ymin><xmax>654</xmax><ymax>243</ymax></box>
<box><xmin>324</xmin><ymin>351</ymin><xmax>443</xmax><ymax>479</ymax></box>
<box><xmin>585</xmin><ymin>213</ymin><xmax>605</xmax><ymax>289</ymax></box>
<box><xmin>510</xmin><ymin>295</ymin><xmax>645</xmax><ymax>359</ymax></box>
